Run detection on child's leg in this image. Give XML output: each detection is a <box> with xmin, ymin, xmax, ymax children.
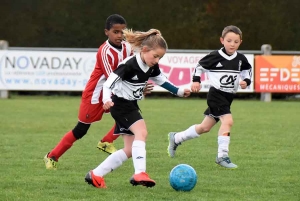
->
<box><xmin>168</xmin><ymin>116</ymin><xmax>216</xmax><ymax>158</ymax></box>
<box><xmin>49</xmin><ymin>122</ymin><xmax>90</xmax><ymax>160</ymax></box>
<box><xmin>217</xmin><ymin>114</ymin><xmax>233</xmax><ymax>157</ymax></box>
<box><xmin>93</xmin><ymin>135</ymin><xmax>133</xmax><ymax>177</ymax></box>
<box><xmin>93</xmin><ymin>149</ymin><xmax>129</xmax><ymax>177</ymax></box>
<box><xmin>97</xmin><ymin>124</ymin><xmax>120</xmax><ymax>154</ymax></box>
<box><xmin>129</xmin><ymin>120</ymin><xmax>147</xmax><ymax>174</ymax></box>
<box><xmin>215</xmin><ymin>114</ymin><xmax>237</xmax><ymax>168</ymax></box>
<box><xmin>100</xmin><ymin>124</ymin><xmax>119</xmax><ymax>143</ymax></box>
<box><xmin>129</xmin><ymin>119</ymin><xmax>155</xmax><ymax>187</ymax></box>
<box><xmin>174</xmin><ymin>116</ymin><xmax>216</xmax><ymax>144</ymax></box>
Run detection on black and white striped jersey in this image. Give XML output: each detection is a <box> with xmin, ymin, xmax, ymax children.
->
<box><xmin>103</xmin><ymin>53</ymin><xmax>177</xmax><ymax>102</ymax></box>
<box><xmin>193</xmin><ymin>48</ymin><xmax>252</xmax><ymax>93</ymax></box>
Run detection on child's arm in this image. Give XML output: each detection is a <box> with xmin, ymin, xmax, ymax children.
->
<box><xmin>149</xmin><ymin>70</ymin><xmax>190</xmax><ymax>97</ymax></box>
<box><xmin>240</xmin><ymin>56</ymin><xmax>252</xmax><ymax>89</ymax></box>
<box><xmin>102</xmin><ymin>72</ymin><xmax>120</xmax><ymax>110</ymax></box>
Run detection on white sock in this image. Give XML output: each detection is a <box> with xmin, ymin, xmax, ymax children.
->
<box><xmin>132</xmin><ymin>140</ymin><xmax>146</xmax><ymax>174</ymax></box>
<box><xmin>93</xmin><ymin>149</ymin><xmax>128</xmax><ymax>177</ymax></box>
<box><xmin>174</xmin><ymin>125</ymin><xmax>199</xmax><ymax>144</ymax></box>
<box><xmin>218</xmin><ymin>136</ymin><xmax>230</xmax><ymax>158</ymax></box>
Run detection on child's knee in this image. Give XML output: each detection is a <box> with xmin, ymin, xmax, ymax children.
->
<box><xmin>135</xmin><ymin>130</ymin><xmax>148</xmax><ymax>141</ymax></box>
<box><xmin>196</xmin><ymin>124</ymin><xmax>211</xmax><ymax>133</ymax></box>
<box><xmin>224</xmin><ymin>119</ymin><xmax>233</xmax><ymax>127</ymax></box>
<box><xmin>123</xmin><ymin>148</ymin><xmax>132</xmax><ymax>158</ymax></box>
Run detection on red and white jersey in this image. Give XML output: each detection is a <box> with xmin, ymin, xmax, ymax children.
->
<box><xmin>81</xmin><ymin>40</ymin><xmax>132</xmax><ymax>104</ymax></box>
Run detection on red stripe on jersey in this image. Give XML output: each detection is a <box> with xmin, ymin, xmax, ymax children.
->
<box><xmin>82</xmin><ymin>41</ymin><xmax>131</xmax><ymax>104</ymax></box>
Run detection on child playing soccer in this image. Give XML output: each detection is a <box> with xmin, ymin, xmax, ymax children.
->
<box><xmin>167</xmin><ymin>25</ymin><xmax>252</xmax><ymax>169</ymax></box>
<box><xmin>43</xmin><ymin>14</ymin><xmax>142</xmax><ymax>170</ymax></box>
<box><xmin>85</xmin><ymin>28</ymin><xmax>191</xmax><ymax>188</ymax></box>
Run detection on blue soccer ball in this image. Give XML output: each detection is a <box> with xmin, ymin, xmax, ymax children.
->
<box><xmin>169</xmin><ymin>164</ymin><xmax>197</xmax><ymax>191</ymax></box>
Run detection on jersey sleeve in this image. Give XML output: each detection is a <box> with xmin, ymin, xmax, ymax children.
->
<box><xmin>148</xmin><ymin>65</ymin><xmax>167</xmax><ymax>85</ymax></box>
<box><xmin>149</xmin><ymin>65</ymin><xmax>184</xmax><ymax>96</ymax></box>
<box><xmin>240</xmin><ymin>55</ymin><xmax>252</xmax><ymax>83</ymax></box>
<box><xmin>96</xmin><ymin>48</ymin><xmax>114</xmax><ymax>79</ymax></box>
<box><xmin>102</xmin><ymin>64</ymin><xmax>127</xmax><ymax>103</ymax></box>
<box><xmin>192</xmin><ymin>53</ymin><xmax>214</xmax><ymax>82</ymax></box>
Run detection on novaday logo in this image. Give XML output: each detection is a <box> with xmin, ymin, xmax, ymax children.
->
<box><xmin>4</xmin><ymin>56</ymin><xmax>82</xmax><ymax>70</ymax></box>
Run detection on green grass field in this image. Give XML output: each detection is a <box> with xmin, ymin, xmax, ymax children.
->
<box><xmin>0</xmin><ymin>95</ymin><xmax>299</xmax><ymax>201</ymax></box>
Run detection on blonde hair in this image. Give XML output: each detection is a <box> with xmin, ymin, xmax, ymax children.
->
<box><xmin>123</xmin><ymin>28</ymin><xmax>168</xmax><ymax>51</ymax></box>
<box><xmin>221</xmin><ymin>25</ymin><xmax>242</xmax><ymax>39</ymax></box>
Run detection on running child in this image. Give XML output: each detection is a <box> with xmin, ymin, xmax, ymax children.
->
<box><xmin>44</xmin><ymin>14</ymin><xmax>140</xmax><ymax>170</ymax></box>
<box><xmin>85</xmin><ymin>28</ymin><xmax>191</xmax><ymax>188</ymax></box>
<box><xmin>167</xmin><ymin>25</ymin><xmax>252</xmax><ymax>169</ymax></box>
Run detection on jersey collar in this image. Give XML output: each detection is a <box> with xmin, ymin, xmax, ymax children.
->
<box><xmin>218</xmin><ymin>47</ymin><xmax>237</xmax><ymax>60</ymax></box>
<box><xmin>136</xmin><ymin>53</ymin><xmax>150</xmax><ymax>73</ymax></box>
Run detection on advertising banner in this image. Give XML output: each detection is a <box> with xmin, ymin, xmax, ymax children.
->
<box><xmin>155</xmin><ymin>53</ymin><xmax>254</xmax><ymax>92</ymax></box>
<box><xmin>0</xmin><ymin>50</ymin><xmax>254</xmax><ymax>92</ymax></box>
<box><xmin>255</xmin><ymin>56</ymin><xmax>300</xmax><ymax>92</ymax></box>
<box><xmin>0</xmin><ymin>50</ymin><xmax>95</xmax><ymax>91</ymax></box>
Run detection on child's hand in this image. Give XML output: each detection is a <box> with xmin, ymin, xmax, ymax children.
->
<box><xmin>143</xmin><ymin>82</ymin><xmax>154</xmax><ymax>95</ymax></box>
<box><xmin>183</xmin><ymin>89</ymin><xmax>191</xmax><ymax>97</ymax></box>
<box><xmin>191</xmin><ymin>82</ymin><xmax>201</xmax><ymax>93</ymax></box>
<box><xmin>239</xmin><ymin>81</ymin><xmax>247</xmax><ymax>89</ymax></box>
<box><xmin>103</xmin><ymin>101</ymin><xmax>114</xmax><ymax>110</ymax></box>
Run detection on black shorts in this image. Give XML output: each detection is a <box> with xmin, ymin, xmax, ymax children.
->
<box><xmin>204</xmin><ymin>87</ymin><xmax>235</xmax><ymax>122</ymax></box>
<box><xmin>110</xmin><ymin>95</ymin><xmax>142</xmax><ymax>135</ymax></box>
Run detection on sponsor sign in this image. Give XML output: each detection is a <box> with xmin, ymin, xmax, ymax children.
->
<box><xmin>0</xmin><ymin>50</ymin><xmax>95</xmax><ymax>90</ymax></box>
<box><xmin>255</xmin><ymin>56</ymin><xmax>300</xmax><ymax>92</ymax></box>
<box><xmin>0</xmin><ymin>50</ymin><xmax>254</xmax><ymax>92</ymax></box>
<box><xmin>156</xmin><ymin>53</ymin><xmax>254</xmax><ymax>92</ymax></box>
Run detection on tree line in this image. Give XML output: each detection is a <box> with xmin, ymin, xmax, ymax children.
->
<box><xmin>1</xmin><ymin>0</ymin><xmax>299</xmax><ymax>51</ymax></box>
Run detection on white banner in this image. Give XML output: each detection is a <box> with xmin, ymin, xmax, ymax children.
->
<box><xmin>0</xmin><ymin>50</ymin><xmax>95</xmax><ymax>91</ymax></box>
<box><xmin>0</xmin><ymin>50</ymin><xmax>254</xmax><ymax>92</ymax></box>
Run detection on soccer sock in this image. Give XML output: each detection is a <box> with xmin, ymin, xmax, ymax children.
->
<box><xmin>217</xmin><ymin>134</ymin><xmax>230</xmax><ymax>158</ymax></box>
<box><xmin>48</xmin><ymin>130</ymin><xmax>77</xmax><ymax>161</ymax></box>
<box><xmin>132</xmin><ymin>140</ymin><xmax>146</xmax><ymax>174</ymax></box>
<box><xmin>174</xmin><ymin>125</ymin><xmax>199</xmax><ymax>144</ymax></box>
<box><xmin>93</xmin><ymin>149</ymin><xmax>128</xmax><ymax>177</ymax></box>
<box><xmin>101</xmin><ymin>124</ymin><xmax>119</xmax><ymax>143</ymax></box>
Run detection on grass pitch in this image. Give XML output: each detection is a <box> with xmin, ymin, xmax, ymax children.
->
<box><xmin>0</xmin><ymin>95</ymin><xmax>299</xmax><ymax>201</ymax></box>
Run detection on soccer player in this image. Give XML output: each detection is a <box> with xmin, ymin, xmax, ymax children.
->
<box><xmin>43</xmin><ymin>14</ymin><xmax>152</xmax><ymax>170</ymax></box>
<box><xmin>84</xmin><ymin>28</ymin><xmax>191</xmax><ymax>188</ymax></box>
<box><xmin>167</xmin><ymin>25</ymin><xmax>252</xmax><ymax>169</ymax></box>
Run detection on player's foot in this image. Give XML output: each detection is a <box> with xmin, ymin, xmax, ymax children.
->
<box><xmin>43</xmin><ymin>153</ymin><xmax>57</xmax><ymax>170</ymax></box>
<box><xmin>85</xmin><ymin>170</ymin><xmax>107</xmax><ymax>188</ymax></box>
<box><xmin>130</xmin><ymin>172</ymin><xmax>156</xmax><ymax>187</ymax></box>
<box><xmin>215</xmin><ymin>155</ymin><xmax>238</xmax><ymax>169</ymax></box>
<box><xmin>97</xmin><ymin>141</ymin><xmax>117</xmax><ymax>154</ymax></box>
<box><xmin>167</xmin><ymin>132</ymin><xmax>181</xmax><ymax>158</ymax></box>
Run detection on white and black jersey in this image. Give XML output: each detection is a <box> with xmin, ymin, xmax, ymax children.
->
<box><xmin>193</xmin><ymin>47</ymin><xmax>252</xmax><ymax>93</ymax></box>
<box><xmin>103</xmin><ymin>53</ymin><xmax>185</xmax><ymax>134</ymax></box>
<box><xmin>103</xmin><ymin>53</ymin><xmax>182</xmax><ymax>103</ymax></box>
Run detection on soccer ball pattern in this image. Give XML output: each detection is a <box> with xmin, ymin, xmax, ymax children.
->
<box><xmin>169</xmin><ymin>164</ymin><xmax>197</xmax><ymax>191</ymax></box>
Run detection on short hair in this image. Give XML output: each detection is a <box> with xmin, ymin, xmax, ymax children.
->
<box><xmin>105</xmin><ymin>14</ymin><xmax>127</xmax><ymax>30</ymax></box>
<box><xmin>221</xmin><ymin>25</ymin><xmax>242</xmax><ymax>39</ymax></box>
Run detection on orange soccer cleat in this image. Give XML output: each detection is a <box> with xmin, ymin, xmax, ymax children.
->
<box><xmin>85</xmin><ymin>170</ymin><xmax>107</xmax><ymax>188</ymax></box>
<box><xmin>130</xmin><ymin>172</ymin><xmax>156</xmax><ymax>188</ymax></box>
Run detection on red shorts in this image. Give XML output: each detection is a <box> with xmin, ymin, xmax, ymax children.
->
<box><xmin>78</xmin><ymin>101</ymin><xmax>107</xmax><ymax>124</ymax></box>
